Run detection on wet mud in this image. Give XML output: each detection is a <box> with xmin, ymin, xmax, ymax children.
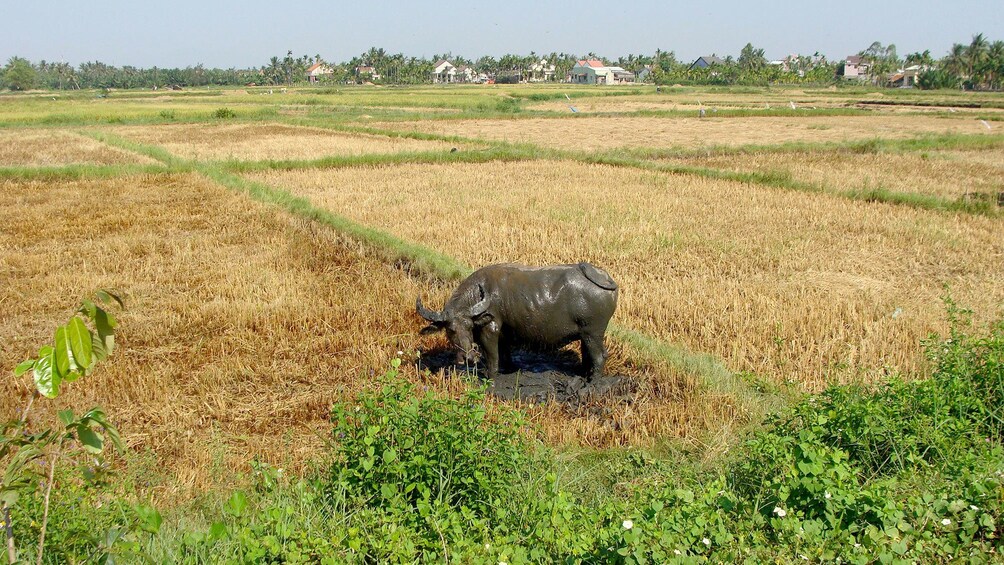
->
<box><xmin>417</xmin><ymin>346</ymin><xmax>633</xmax><ymax>406</ymax></box>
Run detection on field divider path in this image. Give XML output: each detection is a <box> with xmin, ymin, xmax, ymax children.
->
<box><xmin>0</xmin><ymin>162</ymin><xmax>172</xmax><ymax>181</ymax></box>
<box><xmin>85</xmin><ymin>129</ymin><xmax>786</xmax><ymax>420</ymax></box>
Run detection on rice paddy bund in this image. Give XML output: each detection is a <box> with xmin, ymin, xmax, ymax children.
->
<box><xmin>249</xmin><ymin>160</ymin><xmax>1004</xmax><ymax>388</ymax></box>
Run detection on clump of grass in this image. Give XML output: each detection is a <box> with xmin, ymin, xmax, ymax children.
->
<box><xmin>213</xmin><ymin>107</ymin><xmax>237</xmax><ymax>119</ymax></box>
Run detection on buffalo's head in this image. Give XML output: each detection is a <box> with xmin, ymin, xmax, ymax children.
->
<box><xmin>416</xmin><ymin>285</ymin><xmax>490</xmax><ymax>364</ymax></box>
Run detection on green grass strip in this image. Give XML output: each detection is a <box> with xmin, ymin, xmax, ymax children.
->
<box><xmin>0</xmin><ymin>163</ymin><xmax>168</xmax><ymax>181</ymax></box>
<box><xmin>609</xmin><ymin>326</ymin><xmax>787</xmax><ymax>416</ymax></box>
<box><xmin>217</xmin><ymin>146</ymin><xmax>546</xmax><ymax>173</ymax></box>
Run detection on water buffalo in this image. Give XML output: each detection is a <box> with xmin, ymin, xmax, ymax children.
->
<box><xmin>416</xmin><ymin>262</ymin><xmax>618</xmax><ymax>380</ymax></box>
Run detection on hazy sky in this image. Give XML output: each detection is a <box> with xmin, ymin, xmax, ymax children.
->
<box><xmin>3</xmin><ymin>1</ymin><xmax>1001</xmax><ymax>68</ymax></box>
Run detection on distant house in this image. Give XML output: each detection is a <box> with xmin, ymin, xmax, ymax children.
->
<box><xmin>355</xmin><ymin>65</ymin><xmax>381</xmax><ymax>81</ymax></box>
<box><xmin>568</xmin><ymin>59</ymin><xmax>634</xmax><ymax>85</ymax></box>
<box><xmin>569</xmin><ymin>59</ymin><xmax>605</xmax><ymax>84</ymax></box>
<box><xmin>457</xmin><ymin>64</ymin><xmax>479</xmax><ymax>83</ymax></box>
<box><xmin>688</xmin><ymin>56</ymin><xmax>724</xmax><ymax>70</ymax></box>
<box><xmin>636</xmin><ymin>65</ymin><xmax>655</xmax><ymax>83</ymax></box>
<box><xmin>306</xmin><ymin>62</ymin><xmax>333</xmax><ymax>83</ymax></box>
<box><xmin>527</xmin><ymin>59</ymin><xmax>556</xmax><ymax>82</ymax></box>
<box><xmin>890</xmin><ymin>64</ymin><xmax>925</xmax><ymax>87</ymax></box>
<box><xmin>837</xmin><ymin>55</ymin><xmax>869</xmax><ymax>80</ymax></box>
<box><xmin>432</xmin><ymin>60</ymin><xmax>457</xmax><ymax>83</ymax></box>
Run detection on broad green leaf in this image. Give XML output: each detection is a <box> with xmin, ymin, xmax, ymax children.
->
<box><xmin>67</xmin><ymin>316</ymin><xmax>93</xmax><ymax>373</ymax></box>
<box><xmin>78</xmin><ymin>299</ymin><xmax>97</xmax><ymax>319</ymax></box>
<box><xmin>14</xmin><ymin>359</ymin><xmax>35</xmax><ymax>377</ymax></box>
<box><xmin>95</xmin><ymin>289</ymin><xmax>124</xmax><ymax>309</ymax></box>
<box><xmin>0</xmin><ymin>490</ymin><xmax>19</xmax><ymax>508</ymax></box>
<box><xmin>226</xmin><ymin>490</ymin><xmax>248</xmax><ymax>516</ymax></box>
<box><xmin>81</xmin><ymin>407</ymin><xmax>108</xmax><ymax>423</ymax></box>
<box><xmin>208</xmin><ymin>522</ymin><xmax>228</xmax><ymax>541</ymax></box>
<box><xmin>92</xmin><ymin>338</ymin><xmax>108</xmax><ymax>362</ymax></box>
<box><xmin>33</xmin><ymin>346</ymin><xmax>60</xmax><ymax>398</ymax></box>
<box><xmin>135</xmin><ymin>504</ymin><xmax>163</xmax><ymax>534</ymax></box>
<box><xmin>58</xmin><ymin>409</ymin><xmax>75</xmax><ymax>426</ymax></box>
<box><xmin>54</xmin><ymin>325</ymin><xmax>72</xmax><ymax>378</ymax></box>
<box><xmin>94</xmin><ymin>309</ymin><xmax>116</xmax><ymax>358</ymax></box>
<box><xmin>77</xmin><ymin>408</ymin><xmax>124</xmax><ymax>452</ymax></box>
<box><xmin>77</xmin><ymin>425</ymin><xmax>104</xmax><ymax>454</ymax></box>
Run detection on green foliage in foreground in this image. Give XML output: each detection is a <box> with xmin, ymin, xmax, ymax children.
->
<box><xmin>14</xmin><ymin>310</ymin><xmax>1004</xmax><ymax>563</ymax></box>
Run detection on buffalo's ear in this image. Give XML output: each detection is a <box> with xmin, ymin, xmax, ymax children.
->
<box><xmin>420</xmin><ymin>323</ymin><xmax>445</xmax><ymax>335</ymax></box>
<box><xmin>472</xmin><ymin>311</ymin><xmax>494</xmax><ymax>326</ymax></box>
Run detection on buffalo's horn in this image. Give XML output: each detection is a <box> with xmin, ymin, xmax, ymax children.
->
<box><xmin>416</xmin><ymin>297</ymin><xmax>446</xmax><ymax>323</ymax></box>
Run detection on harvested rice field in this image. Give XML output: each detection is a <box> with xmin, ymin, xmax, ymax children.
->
<box><xmin>2</xmin><ymin>84</ymin><xmax>1003</xmax><ymax>499</ymax></box>
<box><xmin>248</xmin><ymin>160</ymin><xmax>1004</xmax><ymax>389</ymax></box>
<box><xmin>0</xmin><ymin>172</ymin><xmax>714</xmax><ymax>494</ymax></box>
<box><xmin>665</xmin><ymin>147</ymin><xmax>1004</xmax><ymax>200</ymax></box>
<box><xmin>375</xmin><ymin>115</ymin><xmax>996</xmax><ymax>151</ymax></box>
<box><xmin>0</xmin><ymin>128</ymin><xmax>158</xmax><ymax>166</ymax></box>
<box><xmin>108</xmin><ymin>122</ymin><xmax>461</xmax><ymax>161</ymax></box>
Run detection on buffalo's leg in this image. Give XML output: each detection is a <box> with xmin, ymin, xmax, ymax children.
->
<box><xmin>580</xmin><ymin>334</ymin><xmax>607</xmax><ymax>381</ymax></box>
<box><xmin>478</xmin><ymin>322</ymin><xmax>502</xmax><ymax>380</ymax></box>
<box><xmin>498</xmin><ymin>332</ymin><xmax>516</xmax><ymax>373</ymax></box>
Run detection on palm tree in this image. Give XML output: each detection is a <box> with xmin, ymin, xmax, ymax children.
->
<box><xmin>944</xmin><ymin>43</ymin><xmax>967</xmax><ymax>78</ymax></box>
<box><xmin>986</xmin><ymin>41</ymin><xmax>1004</xmax><ymax>89</ymax></box>
<box><xmin>967</xmin><ymin>33</ymin><xmax>989</xmax><ymax>84</ymax></box>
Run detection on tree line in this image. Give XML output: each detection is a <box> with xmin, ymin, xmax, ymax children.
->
<box><xmin>2</xmin><ymin>34</ymin><xmax>1001</xmax><ymax>91</ymax></box>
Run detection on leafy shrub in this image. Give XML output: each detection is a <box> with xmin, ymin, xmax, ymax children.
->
<box><xmin>11</xmin><ymin>478</ymin><xmax>158</xmax><ymax>564</ymax></box>
<box><xmin>327</xmin><ymin>362</ymin><xmax>535</xmax><ymax>520</ymax></box>
<box><xmin>728</xmin><ymin>308</ymin><xmax>1004</xmax><ymax>561</ymax></box>
<box><xmin>105</xmin><ymin>310</ymin><xmax>1004</xmax><ymax>562</ymax></box>
<box><xmin>213</xmin><ymin>107</ymin><xmax>237</xmax><ymax>119</ymax></box>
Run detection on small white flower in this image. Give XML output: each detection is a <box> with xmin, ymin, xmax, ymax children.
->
<box><xmin>942</xmin><ymin>518</ymin><xmax>952</xmax><ymax>526</ymax></box>
<box><xmin>854</xmin><ymin>543</ymin><xmax>861</xmax><ymax>548</ymax></box>
<box><xmin>622</xmin><ymin>519</ymin><xmax>633</xmax><ymax>530</ymax></box>
<box><xmin>971</xmin><ymin>505</ymin><xmax>979</xmax><ymax>511</ymax></box>
<box><xmin>824</xmin><ymin>491</ymin><xmax>832</xmax><ymax>499</ymax></box>
<box><xmin>702</xmin><ymin>538</ymin><xmax>711</xmax><ymax>546</ymax></box>
<box><xmin>674</xmin><ymin>549</ymin><xmax>682</xmax><ymax>555</ymax></box>
<box><xmin>485</xmin><ymin>544</ymin><xmax>491</xmax><ymax>550</ymax></box>
<box><xmin>397</xmin><ymin>350</ymin><xmax>404</xmax><ymax>356</ymax></box>
<box><xmin>773</xmin><ymin>507</ymin><xmax>787</xmax><ymax>518</ymax></box>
